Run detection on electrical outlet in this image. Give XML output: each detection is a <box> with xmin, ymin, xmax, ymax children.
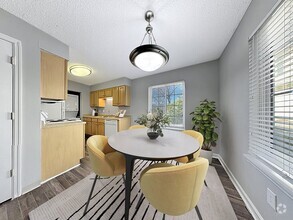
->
<box><xmin>267</xmin><ymin>188</ymin><xmax>277</xmax><ymax>210</ymax></box>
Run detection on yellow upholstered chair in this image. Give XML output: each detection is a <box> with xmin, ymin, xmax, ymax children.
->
<box><xmin>175</xmin><ymin>130</ymin><xmax>204</xmax><ymax>164</ymax></box>
<box><xmin>84</xmin><ymin>135</ymin><xmax>126</xmax><ymax>214</ymax></box>
<box><xmin>139</xmin><ymin>158</ymin><xmax>208</xmax><ymax>219</ymax></box>
<box><xmin>128</xmin><ymin>125</ymin><xmax>145</xmax><ymax>130</ymax></box>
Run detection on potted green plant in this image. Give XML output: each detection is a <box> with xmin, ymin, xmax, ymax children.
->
<box><xmin>190</xmin><ymin>99</ymin><xmax>221</xmax><ymax>164</ymax></box>
<box><xmin>135</xmin><ymin>108</ymin><xmax>170</xmax><ymax>139</ymax></box>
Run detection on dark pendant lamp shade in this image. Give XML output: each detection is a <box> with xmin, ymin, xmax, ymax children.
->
<box><xmin>129</xmin><ymin>10</ymin><xmax>169</xmax><ymax>72</ymax></box>
<box><xmin>129</xmin><ymin>44</ymin><xmax>169</xmax><ymax>72</ymax></box>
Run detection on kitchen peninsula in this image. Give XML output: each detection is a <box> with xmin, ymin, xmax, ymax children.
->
<box><xmin>41</xmin><ymin>121</ymin><xmax>85</xmax><ymax>182</ymax></box>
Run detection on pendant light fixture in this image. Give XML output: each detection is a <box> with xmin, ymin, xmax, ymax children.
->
<box><xmin>129</xmin><ymin>10</ymin><xmax>169</xmax><ymax>72</ymax></box>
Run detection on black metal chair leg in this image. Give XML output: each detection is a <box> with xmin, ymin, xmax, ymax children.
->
<box><xmin>135</xmin><ymin>193</ymin><xmax>144</xmax><ymax>209</ymax></box>
<box><xmin>176</xmin><ymin>161</ymin><xmax>179</xmax><ymax>166</ymax></box>
<box><xmin>162</xmin><ymin>213</ymin><xmax>166</xmax><ymax>220</ymax></box>
<box><xmin>83</xmin><ymin>175</ymin><xmax>98</xmax><ymax>215</ymax></box>
<box><xmin>195</xmin><ymin>205</ymin><xmax>203</xmax><ymax>220</ymax></box>
<box><xmin>122</xmin><ymin>174</ymin><xmax>126</xmax><ymax>185</ymax></box>
<box><xmin>204</xmin><ymin>180</ymin><xmax>208</xmax><ymax>187</ymax></box>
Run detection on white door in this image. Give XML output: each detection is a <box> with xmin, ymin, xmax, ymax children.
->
<box><xmin>0</xmin><ymin>38</ymin><xmax>13</xmax><ymax>203</ymax></box>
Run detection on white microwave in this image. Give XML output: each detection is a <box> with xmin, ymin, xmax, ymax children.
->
<box><xmin>41</xmin><ymin>100</ymin><xmax>65</xmax><ymax>121</ymax></box>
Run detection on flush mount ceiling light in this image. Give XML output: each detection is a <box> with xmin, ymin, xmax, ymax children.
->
<box><xmin>129</xmin><ymin>10</ymin><xmax>169</xmax><ymax>72</ymax></box>
<box><xmin>69</xmin><ymin>65</ymin><xmax>92</xmax><ymax>77</ymax></box>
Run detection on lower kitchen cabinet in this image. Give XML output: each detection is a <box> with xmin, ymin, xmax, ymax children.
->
<box><xmin>84</xmin><ymin>117</ymin><xmax>92</xmax><ymax>135</ymax></box>
<box><xmin>41</xmin><ymin>122</ymin><xmax>85</xmax><ymax>181</ymax></box>
<box><xmin>91</xmin><ymin>119</ymin><xmax>98</xmax><ymax>135</ymax></box>
<box><xmin>84</xmin><ymin>117</ymin><xmax>105</xmax><ymax>135</ymax></box>
<box><xmin>98</xmin><ymin>119</ymin><xmax>105</xmax><ymax>135</ymax></box>
<box><xmin>83</xmin><ymin>116</ymin><xmax>131</xmax><ymax>136</ymax></box>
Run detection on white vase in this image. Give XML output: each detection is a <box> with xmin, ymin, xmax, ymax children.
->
<box><xmin>200</xmin><ymin>149</ymin><xmax>213</xmax><ymax>164</ymax></box>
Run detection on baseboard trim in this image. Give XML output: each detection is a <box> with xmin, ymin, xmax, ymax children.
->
<box><xmin>41</xmin><ymin>164</ymin><xmax>80</xmax><ymax>184</ymax></box>
<box><xmin>212</xmin><ymin>153</ymin><xmax>263</xmax><ymax>220</ymax></box>
<box><xmin>22</xmin><ymin>181</ymin><xmax>41</xmax><ymax>195</ymax></box>
<box><xmin>21</xmin><ymin>164</ymin><xmax>80</xmax><ymax>196</ymax></box>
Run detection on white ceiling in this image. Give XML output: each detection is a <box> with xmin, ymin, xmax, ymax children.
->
<box><xmin>0</xmin><ymin>0</ymin><xmax>251</xmax><ymax>85</ymax></box>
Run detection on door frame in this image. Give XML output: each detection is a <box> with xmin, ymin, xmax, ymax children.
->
<box><xmin>0</xmin><ymin>33</ymin><xmax>22</xmax><ymax>199</ymax></box>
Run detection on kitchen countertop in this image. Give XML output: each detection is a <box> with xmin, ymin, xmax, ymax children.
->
<box><xmin>42</xmin><ymin>121</ymin><xmax>86</xmax><ymax>128</ymax></box>
<box><xmin>83</xmin><ymin>115</ymin><xmax>131</xmax><ymax>120</ymax></box>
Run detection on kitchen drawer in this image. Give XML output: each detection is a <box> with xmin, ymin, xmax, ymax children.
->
<box><xmin>98</xmin><ymin>119</ymin><xmax>105</xmax><ymax>123</ymax></box>
<box><xmin>92</xmin><ymin>118</ymin><xmax>98</xmax><ymax>122</ymax></box>
<box><xmin>83</xmin><ymin>117</ymin><xmax>92</xmax><ymax>122</ymax></box>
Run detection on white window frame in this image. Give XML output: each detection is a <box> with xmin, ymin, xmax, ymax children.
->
<box><xmin>148</xmin><ymin>81</ymin><xmax>185</xmax><ymax>130</ymax></box>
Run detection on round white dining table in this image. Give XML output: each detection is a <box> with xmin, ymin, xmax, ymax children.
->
<box><xmin>108</xmin><ymin>128</ymin><xmax>200</xmax><ymax>220</ymax></box>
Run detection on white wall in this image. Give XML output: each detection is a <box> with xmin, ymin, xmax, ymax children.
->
<box><xmin>219</xmin><ymin>0</ymin><xmax>292</xmax><ymax>219</ymax></box>
<box><xmin>0</xmin><ymin>9</ymin><xmax>69</xmax><ymax>192</ymax></box>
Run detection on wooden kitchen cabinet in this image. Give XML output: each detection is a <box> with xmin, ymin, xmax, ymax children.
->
<box><xmin>104</xmin><ymin>88</ymin><xmax>113</xmax><ymax>97</ymax></box>
<box><xmin>91</xmin><ymin>119</ymin><xmax>98</xmax><ymax>135</ymax></box>
<box><xmin>112</xmin><ymin>87</ymin><xmax>119</xmax><ymax>106</ymax></box>
<box><xmin>41</xmin><ymin>51</ymin><xmax>68</xmax><ymax>100</ymax></box>
<box><xmin>98</xmin><ymin>90</ymin><xmax>105</xmax><ymax>98</ymax></box>
<box><xmin>89</xmin><ymin>90</ymin><xmax>105</xmax><ymax>107</ymax></box>
<box><xmin>97</xmin><ymin>119</ymin><xmax>105</xmax><ymax>135</ymax></box>
<box><xmin>41</xmin><ymin>122</ymin><xmax>85</xmax><ymax>181</ymax></box>
<box><xmin>113</xmin><ymin>85</ymin><xmax>130</xmax><ymax>106</ymax></box>
<box><xmin>84</xmin><ymin>117</ymin><xmax>92</xmax><ymax>135</ymax></box>
<box><xmin>90</xmin><ymin>91</ymin><xmax>96</xmax><ymax>107</ymax></box>
<box><xmin>83</xmin><ymin>117</ymin><xmax>105</xmax><ymax>135</ymax></box>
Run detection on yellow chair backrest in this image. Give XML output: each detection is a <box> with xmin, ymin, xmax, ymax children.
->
<box><xmin>87</xmin><ymin>135</ymin><xmax>115</xmax><ymax>176</ymax></box>
<box><xmin>140</xmin><ymin>158</ymin><xmax>208</xmax><ymax>216</ymax></box>
<box><xmin>182</xmin><ymin>130</ymin><xmax>204</xmax><ymax>160</ymax></box>
<box><xmin>129</xmin><ymin>125</ymin><xmax>145</xmax><ymax>130</ymax></box>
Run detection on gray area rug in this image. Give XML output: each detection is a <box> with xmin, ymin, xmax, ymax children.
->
<box><xmin>29</xmin><ymin>160</ymin><xmax>237</xmax><ymax>220</ymax></box>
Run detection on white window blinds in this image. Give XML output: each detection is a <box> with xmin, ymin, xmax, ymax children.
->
<box><xmin>249</xmin><ymin>0</ymin><xmax>293</xmax><ymax>179</ymax></box>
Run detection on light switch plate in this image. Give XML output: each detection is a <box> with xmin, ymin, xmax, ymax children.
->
<box><xmin>267</xmin><ymin>188</ymin><xmax>277</xmax><ymax>210</ymax></box>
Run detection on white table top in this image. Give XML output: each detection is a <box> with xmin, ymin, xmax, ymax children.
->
<box><xmin>108</xmin><ymin>128</ymin><xmax>200</xmax><ymax>159</ymax></box>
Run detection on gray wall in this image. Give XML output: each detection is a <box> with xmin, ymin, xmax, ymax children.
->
<box><xmin>130</xmin><ymin>61</ymin><xmax>220</xmax><ymax>153</ymax></box>
<box><xmin>219</xmin><ymin>0</ymin><xmax>292</xmax><ymax>219</ymax></box>
<box><xmin>68</xmin><ymin>81</ymin><xmax>91</xmax><ymax>116</ymax></box>
<box><xmin>90</xmin><ymin>77</ymin><xmax>131</xmax><ymax>91</ymax></box>
<box><xmin>0</xmin><ymin>9</ymin><xmax>69</xmax><ymax>192</ymax></box>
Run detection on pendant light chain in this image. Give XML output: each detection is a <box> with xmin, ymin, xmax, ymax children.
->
<box><xmin>140</xmin><ymin>20</ymin><xmax>157</xmax><ymax>45</ymax></box>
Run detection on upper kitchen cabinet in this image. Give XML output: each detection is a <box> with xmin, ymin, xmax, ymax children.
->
<box><xmin>90</xmin><ymin>91</ymin><xmax>96</xmax><ymax>107</ymax></box>
<box><xmin>41</xmin><ymin>51</ymin><xmax>68</xmax><ymax>100</ymax></box>
<box><xmin>104</xmin><ymin>88</ymin><xmax>112</xmax><ymax>97</ymax></box>
<box><xmin>98</xmin><ymin>90</ymin><xmax>105</xmax><ymax>98</ymax></box>
<box><xmin>113</xmin><ymin>85</ymin><xmax>130</xmax><ymax>106</ymax></box>
<box><xmin>98</xmin><ymin>88</ymin><xmax>112</xmax><ymax>98</ymax></box>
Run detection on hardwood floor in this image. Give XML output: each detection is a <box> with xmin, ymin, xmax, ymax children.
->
<box><xmin>0</xmin><ymin>153</ymin><xmax>253</xmax><ymax>220</ymax></box>
<box><xmin>212</xmin><ymin>158</ymin><xmax>254</xmax><ymax>220</ymax></box>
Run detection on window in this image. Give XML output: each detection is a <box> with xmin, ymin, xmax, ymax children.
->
<box><xmin>148</xmin><ymin>81</ymin><xmax>185</xmax><ymax>129</ymax></box>
<box><xmin>248</xmin><ymin>0</ymin><xmax>292</xmax><ymax>180</ymax></box>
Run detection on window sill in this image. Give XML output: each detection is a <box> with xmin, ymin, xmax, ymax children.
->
<box><xmin>163</xmin><ymin>127</ymin><xmax>185</xmax><ymax>131</ymax></box>
<box><xmin>244</xmin><ymin>154</ymin><xmax>293</xmax><ymax>199</ymax></box>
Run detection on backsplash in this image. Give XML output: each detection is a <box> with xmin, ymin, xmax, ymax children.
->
<box><xmin>95</xmin><ymin>98</ymin><xmax>130</xmax><ymax>116</ymax></box>
<box><xmin>97</xmin><ymin>98</ymin><xmax>119</xmax><ymax>115</ymax></box>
